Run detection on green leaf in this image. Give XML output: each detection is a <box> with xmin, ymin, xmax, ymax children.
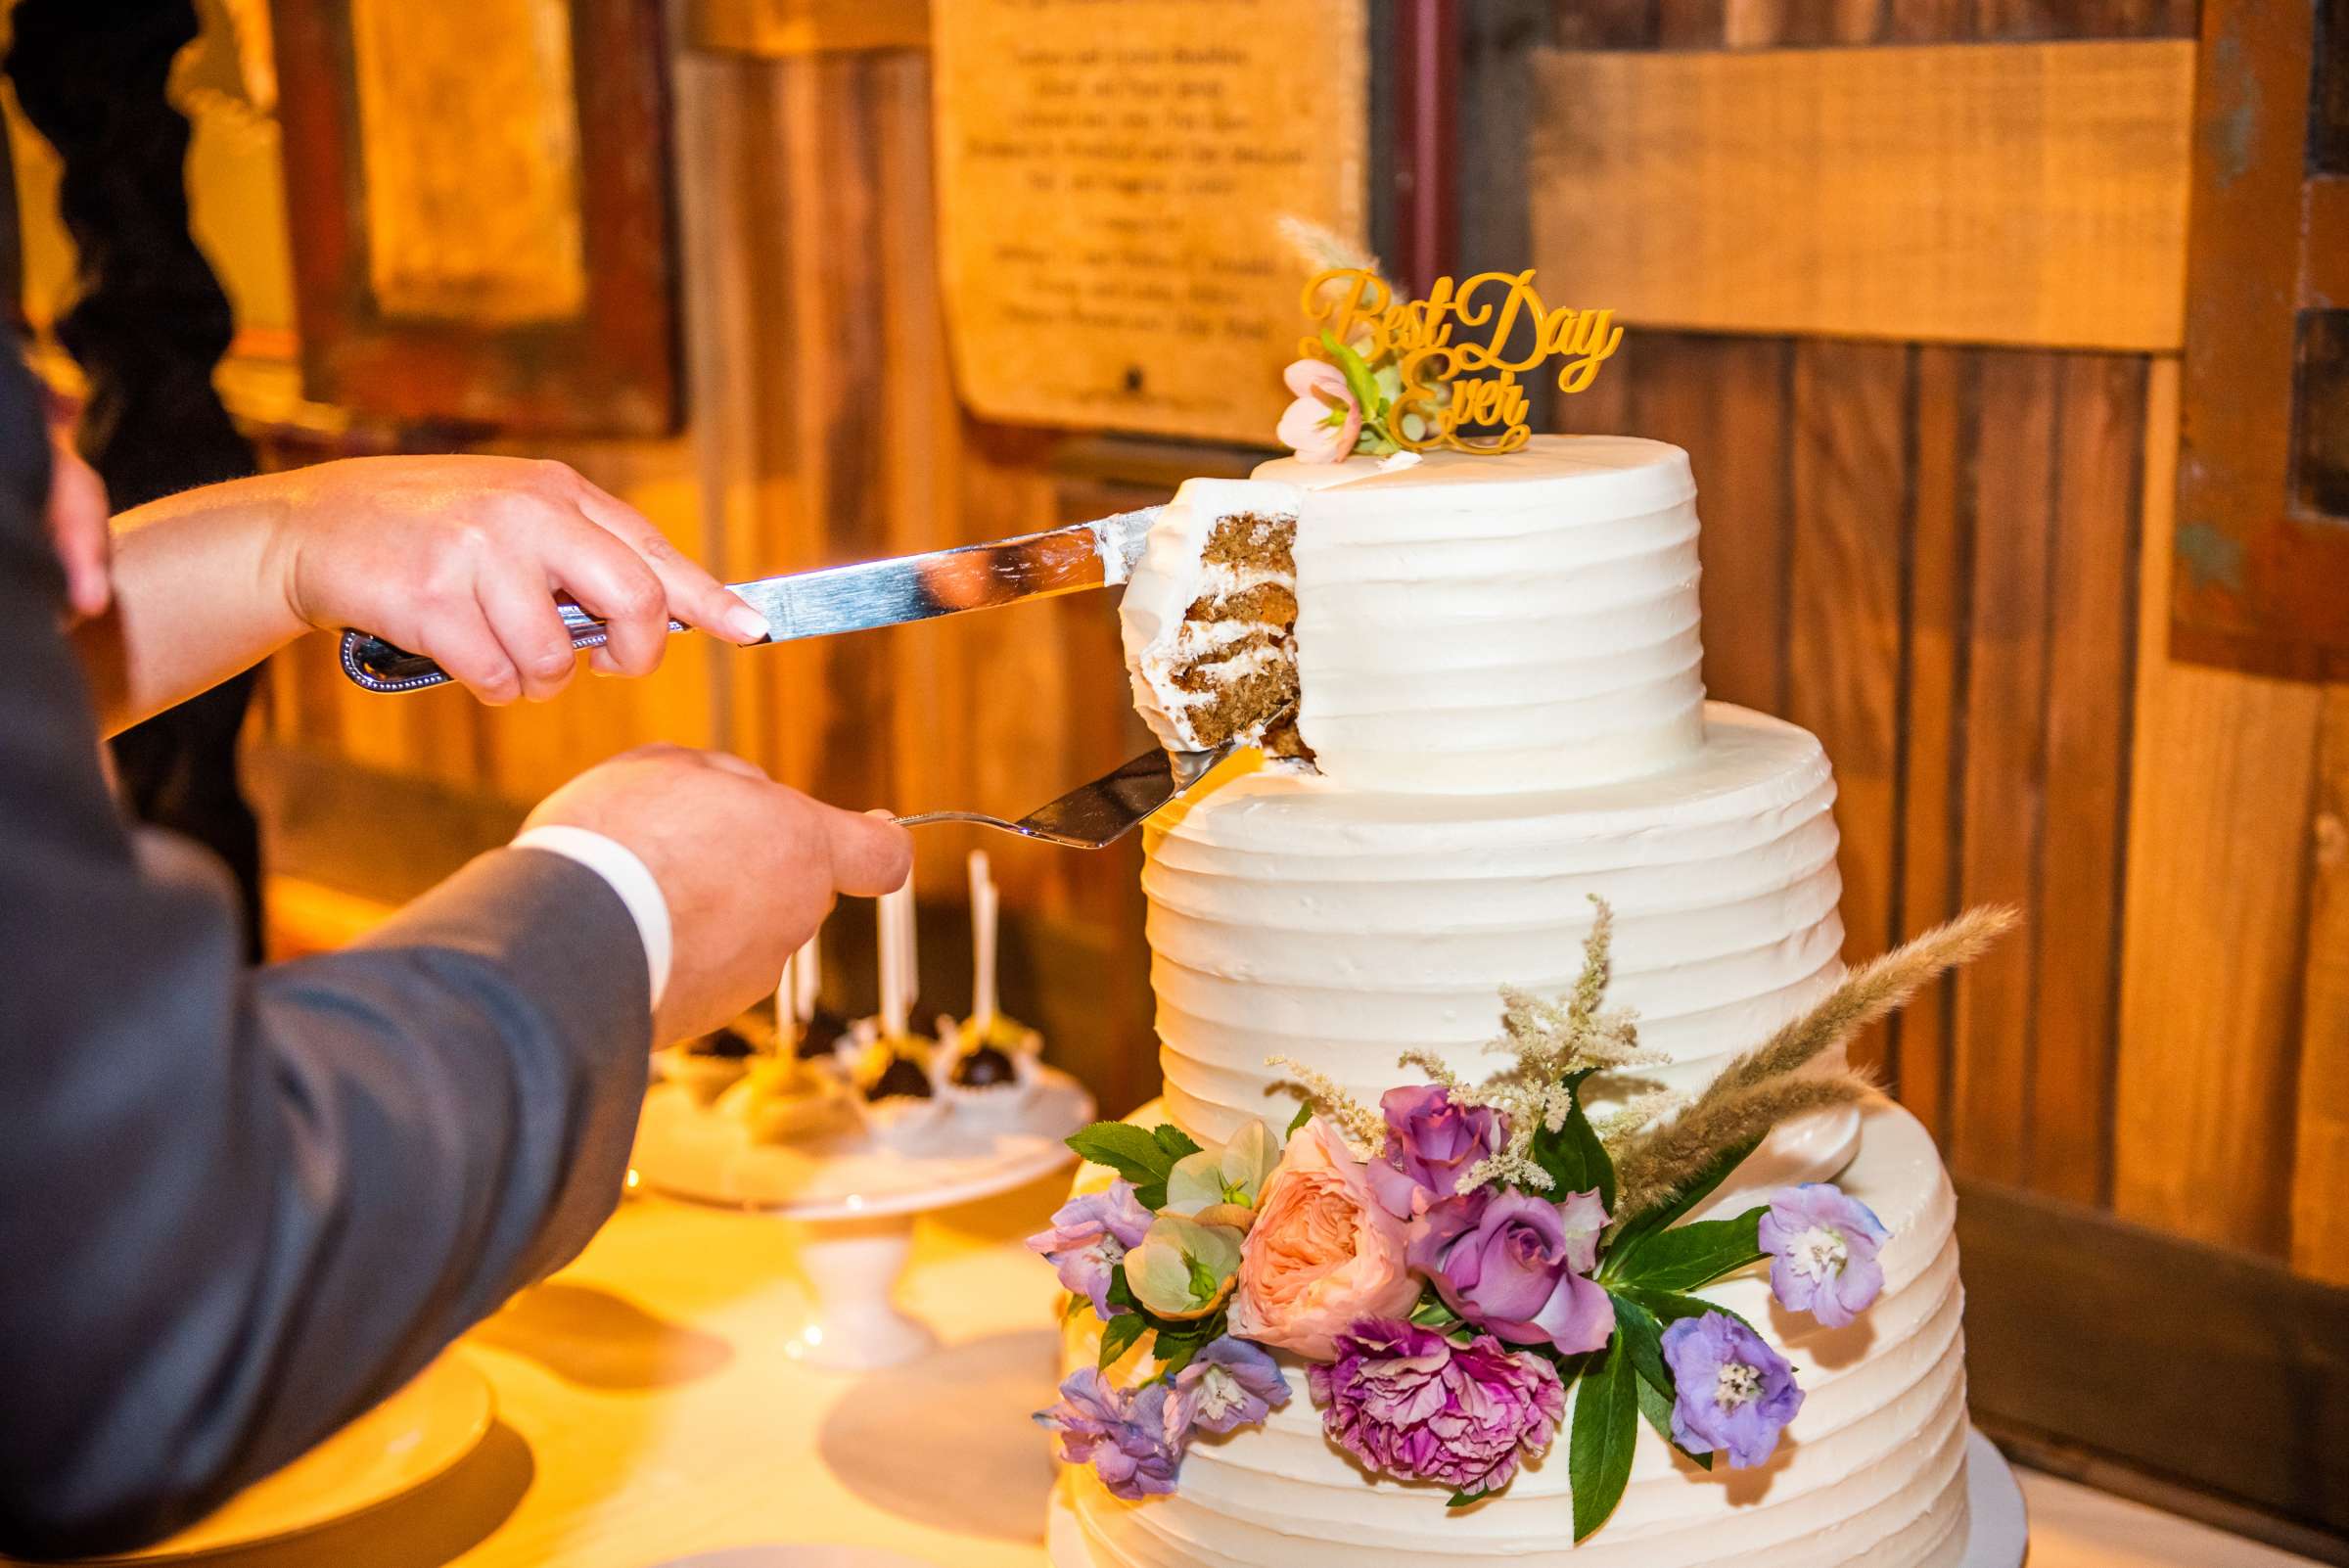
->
<box><xmin>1098</xmin><ymin>1312</ymin><xmax>1148</xmax><ymax>1369</ymax></box>
<box><xmin>1320</xmin><ymin>329</ymin><xmax>1386</xmax><ymax>417</ymax></box>
<box><xmin>1613</xmin><ymin>1286</ymin><xmax>1762</xmax><ymax>1341</ymax></box>
<box><xmin>1062</xmin><ymin>1292</ymin><xmax>1092</xmax><ymax>1324</ymax></box>
<box><xmin>1068</xmin><ymin>1123</ymin><xmax>1180</xmax><ymax>1187</ymax></box>
<box><xmin>1287</xmin><ymin>1100</ymin><xmax>1313</xmax><ymax>1137</ymax></box>
<box><xmin>1568</xmin><ymin>1325</ymin><xmax>1640</xmax><ymax>1542</ymax></box>
<box><xmin>1606</xmin><ymin>1135</ymin><xmax>1763</xmax><ymax>1256</ymax></box>
<box><xmin>1153</xmin><ymin>1124</ymin><xmax>1204</xmax><ymax>1163</ymax></box>
<box><xmin>1609</xmin><ymin>1293</ymin><xmax>1669</xmax><ymax>1396</ymax></box>
<box><xmin>1529</xmin><ymin>1070</ymin><xmax>1616</xmax><ymax>1213</ymax></box>
<box><xmin>1407</xmin><ymin>1288</ymin><xmax>1462</xmax><ymax>1331</ymax></box>
<box><xmin>1602</xmin><ymin>1209</ymin><xmax>1769</xmax><ymax>1292</ymax></box>
<box><xmin>1633</xmin><ymin>1374</ymin><xmax>1712</xmax><ymax>1469</ymax></box>
<box><xmin>1447</xmin><ymin>1490</ymin><xmax>1481</xmax><ymax>1508</ymax></box>
<box><xmin>1152</xmin><ymin>1316</ymin><xmax>1219</xmax><ymax>1378</ymax></box>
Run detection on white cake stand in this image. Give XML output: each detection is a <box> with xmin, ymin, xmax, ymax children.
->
<box><xmin>1042</xmin><ymin>1427</ymin><xmax>2027</xmax><ymax>1566</ymax></box>
<box><xmin>630</xmin><ymin>1070</ymin><xmax>1093</xmax><ymax>1370</ymax></box>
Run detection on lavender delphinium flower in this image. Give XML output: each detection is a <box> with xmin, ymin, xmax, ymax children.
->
<box><xmin>1169</xmin><ymin>1336</ymin><xmax>1291</xmax><ymax>1437</ymax></box>
<box><xmin>1406</xmin><ymin>1185</ymin><xmax>1613</xmax><ymax>1354</ymax></box>
<box><xmin>1035</xmin><ymin>1368</ymin><xmax>1185</xmax><ymax>1500</ymax></box>
<box><xmin>1309</xmin><ymin>1318</ymin><xmax>1565</xmax><ymax>1499</ymax></box>
<box><xmin>1758</xmin><ymin>1182</ymin><xmax>1890</xmax><ymax>1329</ymax></box>
<box><xmin>1659</xmin><ymin>1313</ymin><xmax>1804</xmax><ymax>1469</ymax></box>
<box><xmin>1026</xmin><ymin>1180</ymin><xmax>1154</xmax><ymax>1318</ymax></box>
<box><xmin>1369</xmin><ymin>1084</ymin><xmax>1507</xmax><ymax>1220</ymax></box>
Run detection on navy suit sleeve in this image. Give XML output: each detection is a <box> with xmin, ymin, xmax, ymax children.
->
<box><xmin>0</xmin><ymin>361</ymin><xmax>653</xmax><ymax>1557</ymax></box>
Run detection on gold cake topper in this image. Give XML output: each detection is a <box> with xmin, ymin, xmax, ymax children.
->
<box><xmin>1283</xmin><ymin>267</ymin><xmax>1622</xmax><ymax>459</ymax></box>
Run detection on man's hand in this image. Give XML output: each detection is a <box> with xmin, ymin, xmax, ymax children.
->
<box><xmin>522</xmin><ymin>746</ymin><xmax>912</xmax><ymax>1044</ymax></box>
<box><xmin>259</xmin><ymin>454</ymin><xmax>769</xmax><ymax>704</ymax></box>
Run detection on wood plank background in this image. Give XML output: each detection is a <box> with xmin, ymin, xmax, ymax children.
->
<box><xmin>1530</xmin><ymin>0</ymin><xmax>2343</xmax><ymax>1293</ymax></box>
<box><xmin>224</xmin><ymin>0</ymin><xmax>2349</xmax><ymax>1292</ymax></box>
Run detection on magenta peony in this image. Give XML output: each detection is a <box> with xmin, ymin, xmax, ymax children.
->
<box><xmin>1309</xmin><ymin>1318</ymin><xmax>1565</xmax><ymax>1498</ymax></box>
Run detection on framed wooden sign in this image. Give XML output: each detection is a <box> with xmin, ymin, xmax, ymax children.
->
<box><xmin>931</xmin><ymin>0</ymin><xmax>1370</xmax><ymax>445</ymax></box>
<box><xmin>271</xmin><ymin>0</ymin><xmax>679</xmax><ymax>437</ymax></box>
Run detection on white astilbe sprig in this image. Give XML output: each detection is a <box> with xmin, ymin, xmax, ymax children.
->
<box><xmin>1394</xmin><ymin>900</ymin><xmax>1667</xmax><ymax>1196</ymax></box>
<box><xmin>1592</xmin><ymin>1088</ymin><xmax>1681</xmax><ymax>1143</ymax></box>
<box><xmin>1264</xmin><ymin>1057</ymin><xmax>1385</xmax><ymax>1156</ymax></box>
<box><xmin>1276</xmin><ymin>214</ymin><xmax>1385</xmax><ymax>281</ymax></box>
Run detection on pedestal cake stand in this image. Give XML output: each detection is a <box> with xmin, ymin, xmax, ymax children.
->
<box><xmin>630</xmin><ymin>1070</ymin><xmax>1093</xmax><ymax>1369</ymax></box>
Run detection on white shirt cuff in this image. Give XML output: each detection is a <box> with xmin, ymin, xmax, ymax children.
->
<box><xmin>510</xmin><ymin>825</ymin><xmax>672</xmax><ymax>1011</ymax></box>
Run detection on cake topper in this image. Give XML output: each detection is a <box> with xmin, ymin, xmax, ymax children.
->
<box><xmin>1279</xmin><ymin>267</ymin><xmax>1622</xmax><ymax>461</ymax></box>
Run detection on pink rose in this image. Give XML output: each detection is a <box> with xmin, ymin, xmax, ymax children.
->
<box><xmin>1275</xmin><ymin>359</ymin><xmax>1362</xmax><ymax>464</ymax></box>
<box><xmin>1228</xmin><ymin>1118</ymin><xmax>1418</xmax><ymax>1360</ymax></box>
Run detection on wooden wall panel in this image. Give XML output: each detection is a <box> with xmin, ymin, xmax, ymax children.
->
<box><xmin>1949</xmin><ymin>351</ymin><xmax>2059</xmax><ymax>1186</ymax></box>
<box><xmin>1785</xmin><ymin>341</ymin><xmax>1910</xmax><ymax>1073</ymax></box>
<box><xmin>2114</xmin><ymin>361</ymin><xmax>2324</xmax><ymax>1259</ymax></box>
<box><xmin>2029</xmin><ymin>353</ymin><xmax>2142</xmax><ymax>1205</ymax></box>
<box><xmin>1893</xmin><ymin>345</ymin><xmax>1970</xmax><ymax>1147</ymax></box>
<box><xmin>1528</xmin><ymin>40</ymin><xmax>2196</xmax><ymax>350</ymax></box>
<box><xmin>2295</xmin><ymin>694</ymin><xmax>2349</xmax><ymax>1286</ymax></box>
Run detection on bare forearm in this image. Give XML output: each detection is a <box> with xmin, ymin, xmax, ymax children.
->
<box><xmin>72</xmin><ymin>476</ymin><xmax>306</xmax><ymax>736</ymax></box>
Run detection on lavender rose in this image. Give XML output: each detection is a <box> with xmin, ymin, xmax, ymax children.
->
<box><xmin>1368</xmin><ymin>1085</ymin><xmax>1506</xmax><ymax>1220</ymax></box>
<box><xmin>1035</xmin><ymin>1368</ymin><xmax>1185</xmax><ymax>1500</ymax></box>
<box><xmin>1407</xmin><ymin>1186</ymin><xmax>1613</xmax><ymax>1354</ymax></box>
<box><xmin>1309</xmin><ymin>1318</ymin><xmax>1564</xmax><ymax>1499</ymax></box>
<box><xmin>1660</xmin><ymin>1313</ymin><xmax>1803</xmax><ymax>1468</ymax></box>
<box><xmin>1026</xmin><ymin>1180</ymin><xmax>1154</xmax><ymax>1318</ymax></box>
<box><xmin>1169</xmin><ymin>1336</ymin><xmax>1291</xmax><ymax>1437</ymax></box>
<box><xmin>1758</xmin><ymin>1183</ymin><xmax>1890</xmax><ymax>1329</ymax></box>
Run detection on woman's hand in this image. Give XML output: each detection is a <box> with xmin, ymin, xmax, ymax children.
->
<box><xmin>260</xmin><ymin>455</ymin><xmax>767</xmax><ymax>704</ymax></box>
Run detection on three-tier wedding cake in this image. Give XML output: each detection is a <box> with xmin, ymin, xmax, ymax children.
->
<box><xmin>1037</xmin><ymin>434</ymin><xmax>1974</xmax><ymax>1568</ymax></box>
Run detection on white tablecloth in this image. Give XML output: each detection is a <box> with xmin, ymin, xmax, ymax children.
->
<box><xmin>357</xmin><ymin>1176</ymin><xmax>1072</xmax><ymax>1568</ymax></box>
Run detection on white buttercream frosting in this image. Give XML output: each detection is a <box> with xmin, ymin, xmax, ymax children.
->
<box><xmin>1145</xmin><ymin>704</ymin><xmax>1849</xmax><ymax>1140</ymax></box>
<box><xmin>1055</xmin><ymin>1096</ymin><xmax>1967</xmax><ymax>1568</ymax></box>
<box><xmin>1119</xmin><ymin>435</ymin><xmax>1706</xmax><ymax>792</ymax></box>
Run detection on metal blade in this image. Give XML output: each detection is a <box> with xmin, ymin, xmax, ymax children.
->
<box><xmin>733</xmin><ymin>507</ymin><xmax>1162</xmax><ymax>644</ymax></box>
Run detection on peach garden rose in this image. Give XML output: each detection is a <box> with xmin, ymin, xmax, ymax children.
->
<box><xmin>1227</xmin><ymin>1117</ymin><xmax>1418</xmax><ymax>1360</ymax></box>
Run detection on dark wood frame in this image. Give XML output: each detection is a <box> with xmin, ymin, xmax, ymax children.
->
<box><xmin>268</xmin><ymin>0</ymin><xmax>680</xmax><ymax>437</ymax></box>
<box><xmin>2169</xmin><ymin>0</ymin><xmax>2349</xmax><ymax>679</ymax></box>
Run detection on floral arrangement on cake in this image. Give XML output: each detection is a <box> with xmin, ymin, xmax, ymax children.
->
<box><xmin>1033</xmin><ymin>899</ymin><xmax>2011</xmax><ymax>1541</ymax></box>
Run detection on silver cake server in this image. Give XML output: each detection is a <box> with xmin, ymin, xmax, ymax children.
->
<box><xmin>897</xmin><ymin>722</ymin><xmax>1279</xmax><ymax>851</ymax></box>
<box><xmin>896</xmin><ymin>743</ymin><xmax>1228</xmax><ymax>850</ymax></box>
<box><xmin>338</xmin><ymin>506</ymin><xmax>1166</xmax><ymax>693</ymax></box>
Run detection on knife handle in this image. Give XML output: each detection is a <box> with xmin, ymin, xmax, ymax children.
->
<box><xmin>339</xmin><ymin>605</ymin><xmax>690</xmax><ymax>694</ymax></box>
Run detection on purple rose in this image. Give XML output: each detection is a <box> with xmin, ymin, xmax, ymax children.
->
<box><xmin>1369</xmin><ymin>1085</ymin><xmax>1507</xmax><ymax>1220</ymax></box>
<box><xmin>1660</xmin><ymin>1313</ymin><xmax>1803</xmax><ymax>1468</ymax></box>
<box><xmin>1309</xmin><ymin>1318</ymin><xmax>1564</xmax><ymax>1498</ymax></box>
<box><xmin>1758</xmin><ymin>1183</ymin><xmax>1889</xmax><ymax>1329</ymax></box>
<box><xmin>1169</xmin><ymin>1336</ymin><xmax>1291</xmax><ymax>1437</ymax></box>
<box><xmin>1027</xmin><ymin>1181</ymin><xmax>1154</xmax><ymax>1318</ymax></box>
<box><xmin>1407</xmin><ymin>1186</ymin><xmax>1613</xmax><ymax>1354</ymax></box>
<box><xmin>1035</xmin><ymin>1368</ymin><xmax>1185</xmax><ymax>1500</ymax></box>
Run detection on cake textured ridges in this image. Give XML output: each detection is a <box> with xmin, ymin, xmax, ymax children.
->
<box><xmin>1145</xmin><ymin>705</ymin><xmax>1848</xmax><ymax>1140</ymax></box>
<box><xmin>1118</xmin><ymin>436</ymin><xmax>1710</xmax><ymax>795</ymax></box>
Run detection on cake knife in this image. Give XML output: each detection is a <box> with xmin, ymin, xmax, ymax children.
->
<box><xmin>337</xmin><ymin>506</ymin><xmax>1166</xmax><ymax>693</ymax></box>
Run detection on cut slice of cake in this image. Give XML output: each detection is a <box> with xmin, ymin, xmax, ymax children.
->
<box><xmin>1119</xmin><ymin>478</ymin><xmax>1313</xmax><ymax>762</ymax></box>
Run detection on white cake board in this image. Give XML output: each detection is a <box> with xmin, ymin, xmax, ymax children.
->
<box><xmin>1043</xmin><ymin>1427</ymin><xmax>2027</xmax><ymax>1567</ymax></box>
